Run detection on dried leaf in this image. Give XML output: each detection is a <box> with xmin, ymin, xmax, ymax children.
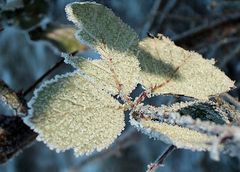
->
<box><xmin>0</xmin><ymin>80</ymin><xmax>27</xmax><ymax>116</ymax></box>
<box><xmin>137</xmin><ymin>35</ymin><xmax>235</xmax><ymax>99</ymax></box>
<box><xmin>65</xmin><ymin>2</ymin><xmax>140</xmax><ymax>95</ymax></box>
<box><xmin>25</xmin><ymin>72</ymin><xmax>125</xmax><ymax>155</ymax></box>
<box><xmin>45</xmin><ymin>26</ymin><xmax>85</xmax><ymax>53</ymax></box>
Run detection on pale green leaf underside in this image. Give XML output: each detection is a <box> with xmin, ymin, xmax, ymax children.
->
<box><xmin>138</xmin><ymin>35</ymin><xmax>235</xmax><ymax>99</ymax></box>
<box><xmin>131</xmin><ymin>100</ymin><xmax>240</xmax><ymax>151</ymax></box>
<box><xmin>26</xmin><ymin>72</ymin><xmax>125</xmax><ymax>155</ymax></box>
<box><xmin>140</xmin><ymin>119</ymin><xmax>213</xmax><ymax>151</ymax></box>
<box><xmin>131</xmin><ymin>101</ymin><xmax>225</xmax><ymax>151</ymax></box>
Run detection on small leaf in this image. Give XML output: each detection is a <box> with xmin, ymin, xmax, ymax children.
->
<box><xmin>65</xmin><ymin>2</ymin><xmax>141</xmax><ymax>95</ymax></box>
<box><xmin>137</xmin><ymin>35</ymin><xmax>235</xmax><ymax>99</ymax></box>
<box><xmin>44</xmin><ymin>25</ymin><xmax>86</xmax><ymax>53</ymax></box>
<box><xmin>0</xmin><ymin>80</ymin><xmax>27</xmax><ymax>116</ymax></box>
<box><xmin>25</xmin><ymin>72</ymin><xmax>125</xmax><ymax>155</ymax></box>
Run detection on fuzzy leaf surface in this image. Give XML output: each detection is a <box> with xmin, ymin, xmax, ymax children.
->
<box><xmin>26</xmin><ymin>72</ymin><xmax>125</xmax><ymax>155</ymax></box>
<box><xmin>65</xmin><ymin>2</ymin><xmax>140</xmax><ymax>95</ymax></box>
<box><xmin>64</xmin><ymin>54</ymin><xmax>139</xmax><ymax>95</ymax></box>
<box><xmin>138</xmin><ymin>35</ymin><xmax>235</xmax><ymax>99</ymax></box>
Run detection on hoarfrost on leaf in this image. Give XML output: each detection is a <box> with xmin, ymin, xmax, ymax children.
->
<box><xmin>25</xmin><ymin>72</ymin><xmax>125</xmax><ymax>155</ymax></box>
<box><xmin>137</xmin><ymin>35</ymin><xmax>235</xmax><ymax>99</ymax></box>
<box><xmin>63</xmin><ymin>53</ymin><xmax>140</xmax><ymax>96</ymax></box>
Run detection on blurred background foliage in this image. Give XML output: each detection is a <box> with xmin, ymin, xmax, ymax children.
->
<box><xmin>0</xmin><ymin>0</ymin><xmax>240</xmax><ymax>172</ymax></box>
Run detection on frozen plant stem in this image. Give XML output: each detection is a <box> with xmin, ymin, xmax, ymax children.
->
<box><xmin>147</xmin><ymin>145</ymin><xmax>177</xmax><ymax>172</ymax></box>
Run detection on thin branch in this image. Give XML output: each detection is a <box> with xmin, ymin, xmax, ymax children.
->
<box><xmin>140</xmin><ymin>0</ymin><xmax>162</xmax><ymax>38</ymax></box>
<box><xmin>23</xmin><ymin>58</ymin><xmax>65</xmax><ymax>97</ymax></box>
<box><xmin>218</xmin><ymin>43</ymin><xmax>240</xmax><ymax>68</ymax></box>
<box><xmin>146</xmin><ymin>145</ymin><xmax>176</xmax><ymax>172</ymax></box>
<box><xmin>222</xmin><ymin>93</ymin><xmax>240</xmax><ymax>111</ymax></box>
<box><xmin>152</xmin><ymin>0</ymin><xmax>178</xmax><ymax>33</ymax></box>
<box><xmin>173</xmin><ymin>13</ymin><xmax>240</xmax><ymax>45</ymax></box>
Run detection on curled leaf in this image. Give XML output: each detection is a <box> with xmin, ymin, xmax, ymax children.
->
<box><xmin>65</xmin><ymin>2</ymin><xmax>139</xmax><ymax>51</ymax></box>
<box><xmin>131</xmin><ymin>100</ymin><xmax>240</xmax><ymax>153</ymax></box>
<box><xmin>130</xmin><ymin>103</ymin><xmax>216</xmax><ymax>151</ymax></box>
<box><xmin>25</xmin><ymin>72</ymin><xmax>125</xmax><ymax>155</ymax></box>
<box><xmin>137</xmin><ymin>35</ymin><xmax>235</xmax><ymax>99</ymax></box>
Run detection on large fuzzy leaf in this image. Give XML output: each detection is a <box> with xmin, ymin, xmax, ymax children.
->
<box><xmin>25</xmin><ymin>72</ymin><xmax>125</xmax><ymax>155</ymax></box>
<box><xmin>137</xmin><ymin>35</ymin><xmax>235</xmax><ymax>99</ymax></box>
<box><xmin>65</xmin><ymin>2</ymin><xmax>140</xmax><ymax>95</ymax></box>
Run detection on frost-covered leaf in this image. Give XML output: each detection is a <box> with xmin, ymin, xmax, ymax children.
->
<box><xmin>130</xmin><ymin>100</ymin><xmax>240</xmax><ymax>151</ymax></box>
<box><xmin>63</xmin><ymin>53</ymin><xmax>140</xmax><ymax>95</ymax></box>
<box><xmin>162</xmin><ymin>100</ymin><xmax>230</xmax><ymax>124</ymax></box>
<box><xmin>137</xmin><ymin>35</ymin><xmax>235</xmax><ymax>99</ymax></box>
<box><xmin>25</xmin><ymin>72</ymin><xmax>125</xmax><ymax>155</ymax></box>
<box><xmin>65</xmin><ymin>2</ymin><xmax>139</xmax><ymax>51</ymax></box>
<box><xmin>138</xmin><ymin>118</ymin><xmax>213</xmax><ymax>151</ymax></box>
<box><xmin>65</xmin><ymin>2</ymin><xmax>140</xmax><ymax>95</ymax></box>
<box><xmin>0</xmin><ymin>80</ymin><xmax>26</xmax><ymax>116</ymax></box>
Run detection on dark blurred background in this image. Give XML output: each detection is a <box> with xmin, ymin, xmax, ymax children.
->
<box><xmin>1</xmin><ymin>0</ymin><xmax>240</xmax><ymax>171</ymax></box>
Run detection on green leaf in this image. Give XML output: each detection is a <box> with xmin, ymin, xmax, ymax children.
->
<box><xmin>137</xmin><ymin>35</ymin><xmax>235</xmax><ymax>99</ymax></box>
<box><xmin>65</xmin><ymin>2</ymin><xmax>139</xmax><ymax>51</ymax></box>
<box><xmin>26</xmin><ymin>72</ymin><xmax>125</xmax><ymax>155</ymax></box>
<box><xmin>131</xmin><ymin>100</ymin><xmax>240</xmax><ymax>151</ymax></box>
<box><xmin>65</xmin><ymin>2</ymin><xmax>140</xmax><ymax>95</ymax></box>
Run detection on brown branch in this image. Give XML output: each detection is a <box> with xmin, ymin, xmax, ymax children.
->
<box><xmin>0</xmin><ymin>53</ymin><xmax>73</xmax><ymax>163</ymax></box>
<box><xmin>0</xmin><ymin>115</ymin><xmax>37</xmax><ymax>164</ymax></box>
<box><xmin>146</xmin><ymin>145</ymin><xmax>176</xmax><ymax>172</ymax></box>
